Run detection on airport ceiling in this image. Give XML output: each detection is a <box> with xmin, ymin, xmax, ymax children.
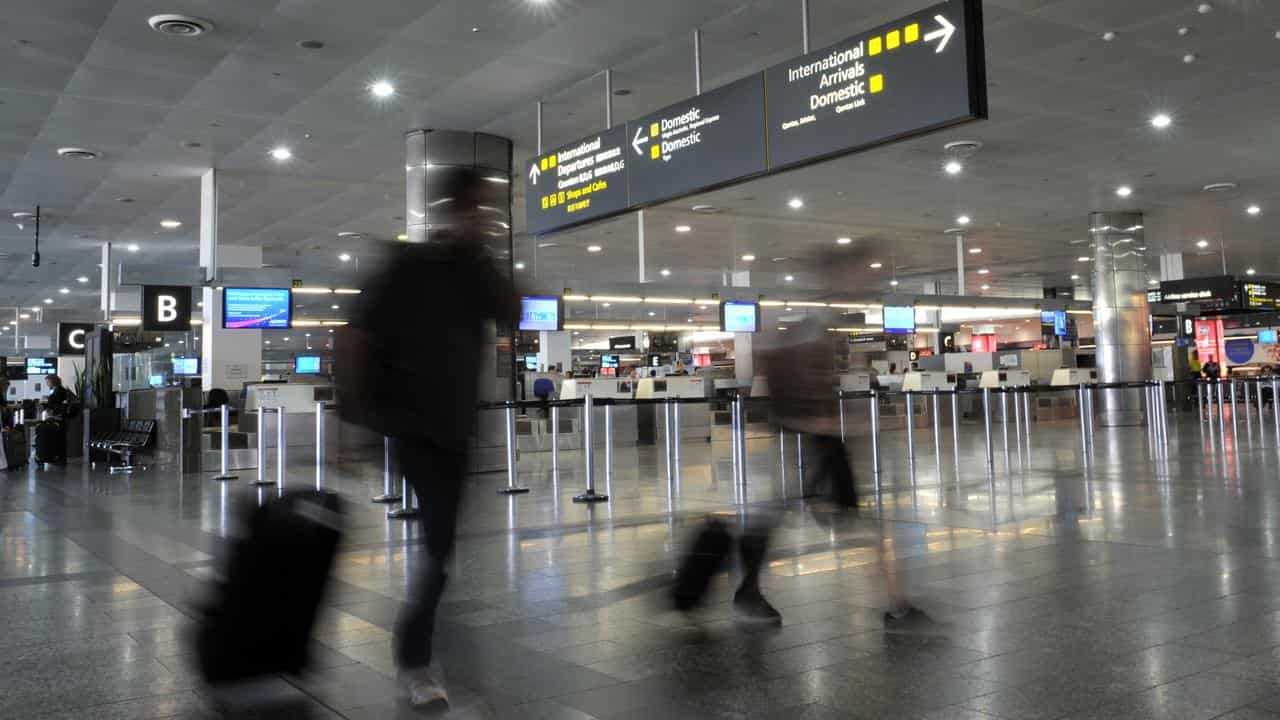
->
<box><xmin>2</xmin><ymin>0</ymin><xmax>1280</xmax><ymax>315</ymax></box>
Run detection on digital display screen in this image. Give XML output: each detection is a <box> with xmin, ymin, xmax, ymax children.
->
<box><xmin>1260</xmin><ymin>330</ymin><xmax>1278</xmax><ymax>345</ymax></box>
<box><xmin>173</xmin><ymin>357</ymin><xmax>200</xmax><ymax>376</ymax></box>
<box><xmin>720</xmin><ymin>301</ymin><xmax>759</xmax><ymax>333</ymax></box>
<box><xmin>223</xmin><ymin>288</ymin><xmax>292</xmax><ymax>329</ymax></box>
<box><xmin>882</xmin><ymin>306</ymin><xmax>916</xmax><ymax>334</ymax></box>
<box><xmin>148</xmin><ymin>374</ymin><xmax>165</xmax><ymax>387</ymax></box>
<box><xmin>601</xmin><ymin>354</ymin><xmax>619</xmax><ymax>369</ymax></box>
<box><xmin>1041</xmin><ymin>310</ymin><xmax>1068</xmax><ymax>337</ymax></box>
<box><xmin>25</xmin><ymin>357</ymin><xmax>55</xmax><ymax>376</ymax></box>
<box><xmin>524</xmin><ymin>355</ymin><xmax>538</xmax><ymax>370</ymax></box>
<box><xmin>519</xmin><ymin>296</ymin><xmax>562</xmax><ymax>331</ymax></box>
<box><xmin>294</xmin><ymin>355</ymin><xmax>321</xmax><ymax>374</ymax></box>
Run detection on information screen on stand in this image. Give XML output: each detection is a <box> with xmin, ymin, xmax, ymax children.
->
<box><xmin>720</xmin><ymin>301</ymin><xmax>760</xmax><ymax>333</ymax></box>
<box><xmin>223</xmin><ymin>288</ymin><xmax>292</xmax><ymax>329</ymax></box>
<box><xmin>519</xmin><ymin>296</ymin><xmax>563</xmax><ymax>331</ymax></box>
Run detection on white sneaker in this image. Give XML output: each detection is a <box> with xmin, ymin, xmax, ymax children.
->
<box><xmin>402</xmin><ymin>666</ymin><xmax>449</xmax><ymax>708</ymax></box>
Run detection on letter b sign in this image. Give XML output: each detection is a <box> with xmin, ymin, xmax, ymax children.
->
<box><xmin>142</xmin><ymin>285</ymin><xmax>192</xmax><ymax>332</ymax></box>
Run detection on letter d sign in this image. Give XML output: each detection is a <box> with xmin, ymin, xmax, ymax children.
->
<box><xmin>142</xmin><ymin>285</ymin><xmax>192</xmax><ymax>331</ymax></box>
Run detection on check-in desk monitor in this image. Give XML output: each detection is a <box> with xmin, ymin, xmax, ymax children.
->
<box><xmin>1050</xmin><ymin>368</ymin><xmax>1097</xmax><ymax>386</ymax></box>
<box><xmin>902</xmin><ymin>372</ymin><xmax>957</xmax><ymax>391</ymax></box>
<box><xmin>979</xmin><ymin>370</ymin><xmax>1031</xmax><ymax>388</ymax></box>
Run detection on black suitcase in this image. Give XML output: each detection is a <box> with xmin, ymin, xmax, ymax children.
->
<box><xmin>195</xmin><ymin>490</ymin><xmax>344</xmax><ymax>684</ymax></box>
<box><xmin>3</xmin><ymin>428</ymin><xmax>26</xmax><ymax>469</ymax></box>
<box><xmin>33</xmin><ymin>420</ymin><xmax>62</xmax><ymax>464</ymax></box>
<box><xmin>672</xmin><ymin>518</ymin><xmax>732</xmax><ymax>611</ymax></box>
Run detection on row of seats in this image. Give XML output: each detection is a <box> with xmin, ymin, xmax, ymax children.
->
<box><xmin>90</xmin><ymin>419</ymin><xmax>156</xmax><ymax>471</ymax></box>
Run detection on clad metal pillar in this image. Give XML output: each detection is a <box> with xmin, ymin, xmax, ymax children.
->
<box><xmin>1090</xmin><ymin>212</ymin><xmax>1152</xmax><ymax>426</ymax></box>
<box><xmin>955</xmin><ymin>233</ymin><xmax>965</xmax><ymax>296</ymax></box>
<box><xmin>406</xmin><ymin>130</ymin><xmax>514</xmax><ymax>467</ymax></box>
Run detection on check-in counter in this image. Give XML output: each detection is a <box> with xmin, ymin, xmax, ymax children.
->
<box><xmin>559</xmin><ymin>378</ymin><xmax>638</xmax><ymax>449</ymax></box>
<box><xmin>880</xmin><ymin>372</ymin><xmax>955</xmax><ymax>430</ymax></box>
<box><xmin>635</xmin><ymin>376</ymin><xmax>711</xmax><ymax>445</ymax></box>
<box><xmin>241</xmin><ymin>382</ymin><xmax>338</xmax><ymax>449</ymax></box>
<box><xmin>1034</xmin><ymin>368</ymin><xmax>1098</xmax><ymax>421</ymax></box>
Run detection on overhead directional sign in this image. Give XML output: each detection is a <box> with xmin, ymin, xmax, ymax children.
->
<box><xmin>523</xmin><ymin>0</ymin><xmax>986</xmax><ymax>236</ymax></box>
<box><xmin>525</xmin><ymin>126</ymin><xmax>629</xmax><ymax>236</ymax></box>
<box><xmin>626</xmin><ymin>75</ymin><xmax>767</xmax><ymax>206</ymax></box>
<box><xmin>765</xmin><ymin>0</ymin><xmax>986</xmax><ymax>169</ymax></box>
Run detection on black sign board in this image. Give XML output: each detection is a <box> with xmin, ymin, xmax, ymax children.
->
<box><xmin>1156</xmin><ymin>276</ymin><xmax>1237</xmax><ymax>308</ymax></box>
<box><xmin>626</xmin><ymin>74</ymin><xmax>767</xmax><ymax>206</ymax></box>
<box><xmin>764</xmin><ymin>0</ymin><xmax>986</xmax><ymax>169</ymax></box>
<box><xmin>609</xmin><ymin>335</ymin><xmax>637</xmax><ymax>350</ymax></box>
<box><xmin>525</xmin><ymin>127</ymin><xmax>629</xmax><ymax>236</ymax></box>
<box><xmin>57</xmin><ymin>322</ymin><xmax>95</xmax><ymax>356</ymax></box>
<box><xmin>850</xmin><ymin>333</ymin><xmax>886</xmax><ymax>345</ymax></box>
<box><xmin>142</xmin><ymin>285</ymin><xmax>192</xmax><ymax>332</ymax></box>
<box><xmin>1242</xmin><ymin>281</ymin><xmax>1280</xmax><ymax>310</ymax></box>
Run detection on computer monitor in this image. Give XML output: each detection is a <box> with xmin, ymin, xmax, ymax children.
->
<box><xmin>294</xmin><ymin>355</ymin><xmax>321</xmax><ymax>374</ymax></box>
<box><xmin>1260</xmin><ymin>329</ymin><xmax>1278</xmax><ymax>344</ymax></box>
<box><xmin>519</xmin><ymin>296</ymin><xmax>563</xmax><ymax>331</ymax></box>
<box><xmin>25</xmin><ymin>357</ymin><xmax>55</xmax><ymax>376</ymax></box>
<box><xmin>173</xmin><ymin>357</ymin><xmax>200</xmax><ymax>376</ymax></box>
<box><xmin>601</xmin><ymin>354</ymin><xmax>619</xmax><ymax>369</ymax></box>
<box><xmin>720</xmin><ymin>301</ymin><xmax>760</xmax><ymax>333</ymax></box>
<box><xmin>882</xmin><ymin>306</ymin><xmax>916</xmax><ymax>335</ymax></box>
<box><xmin>222</xmin><ymin>287</ymin><xmax>292</xmax><ymax>329</ymax></box>
<box><xmin>524</xmin><ymin>355</ymin><xmax>538</xmax><ymax>370</ymax></box>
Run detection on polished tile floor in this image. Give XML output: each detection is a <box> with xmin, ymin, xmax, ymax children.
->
<box><xmin>6</xmin><ymin>404</ymin><xmax>1280</xmax><ymax>719</ymax></box>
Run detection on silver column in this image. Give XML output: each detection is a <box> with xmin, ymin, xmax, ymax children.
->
<box><xmin>213</xmin><ymin>404</ymin><xmax>236</xmax><ymax>481</ymax></box>
<box><xmin>1090</xmin><ymin>212</ymin><xmax>1152</xmax><ymax>426</ymax></box>
<box><xmin>276</xmin><ymin>406</ymin><xmax>286</xmax><ymax>490</ymax></box>
<box><xmin>251</xmin><ymin>409</ymin><xmax>274</xmax><ymax>487</ymax></box>
<box><xmin>905</xmin><ymin>391</ymin><xmax>916</xmax><ymax>470</ymax></box>
<box><xmin>869</xmin><ymin>391</ymin><xmax>881</xmax><ymax>488</ymax></box>
<box><xmin>574</xmin><ymin>392</ymin><xmax>607</xmax><ymax>503</ymax></box>
<box><xmin>314</xmin><ymin>402</ymin><xmax>325</xmax><ymax>490</ymax></box>
<box><xmin>373</xmin><ymin>437</ymin><xmax>401</xmax><ymax>503</ymax></box>
<box><xmin>982</xmin><ymin>388</ymin><xmax>994</xmax><ymax>469</ymax></box>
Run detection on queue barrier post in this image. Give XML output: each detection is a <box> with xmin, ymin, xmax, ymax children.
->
<box><xmin>373</xmin><ymin>437</ymin><xmax>402</xmax><ymax>503</ymax></box>
<box><xmin>315</xmin><ymin>402</ymin><xmax>325</xmax><ymax>491</ymax></box>
<box><xmin>931</xmin><ymin>392</ymin><xmax>943</xmax><ymax>480</ymax></box>
<box><xmin>550</xmin><ymin>404</ymin><xmax>560</xmax><ymax>477</ymax></box>
<box><xmin>497</xmin><ymin>403</ymin><xmax>530</xmax><ymax>495</ymax></box>
<box><xmin>213</xmin><ymin>404</ymin><xmax>238</xmax><ymax>481</ymax></box>
<box><xmin>1000</xmin><ymin>389</ymin><xmax>1011</xmax><ymax>461</ymax></box>
<box><xmin>387</xmin><ymin>475</ymin><xmax>419</xmax><ymax>519</ymax></box>
<box><xmin>982</xmin><ymin>388</ymin><xmax>994</xmax><ymax>469</ymax></box>
<box><xmin>672</xmin><ymin>400</ymin><xmax>682</xmax><ymax>480</ymax></box>
<box><xmin>905</xmin><ymin>391</ymin><xmax>916</xmax><ymax>471</ymax></box>
<box><xmin>1076</xmin><ymin>386</ymin><xmax>1089</xmax><ymax>465</ymax></box>
<box><xmin>250</xmin><ymin>408</ymin><xmax>275</xmax><ymax>487</ymax></box>
<box><xmin>276</xmin><ymin>406</ymin><xmax>286</xmax><ymax>490</ymax></box>
<box><xmin>574</xmin><ymin>391</ymin><xmax>608</xmax><ymax>503</ymax></box>
<box><xmin>870</xmin><ymin>390</ymin><xmax>881</xmax><ymax>492</ymax></box>
<box><xmin>663</xmin><ymin>399</ymin><xmax>672</xmax><ymax>483</ymax></box>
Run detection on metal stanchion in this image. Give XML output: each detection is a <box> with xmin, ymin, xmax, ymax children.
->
<box><xmin>1230</xmin><ymin>378</ymin><xmax>1239</xmax><ymax>432</ymax></box>
<box><xmin>1022</xmin><ymin>390</ymin><xmax>1033</xmax><ymax>445</ymax></box>
<box><xmin>1085</xmin><ymin>385</ymin><xmax>1095</xmax><ymax>444</ymax></box>
<box><xmin>982</xmin><ymin>388</ymin><xmax>994</xmax><ymax>469</ymax></box>
<box><xmin>1257</xmin><ymin>379</ymin><xmax>1267</xmax><ymax>431</ymax></box>
<box><xmin>250</xmin><ymin>408</ymin><xmax>275</xmax><ymax>486</ymax></box>
<box><xmin>999</xmin><ymin>390</ymin><xmax>1011</xmax><ymax>460</ymax></box>
<box><xmin>373</xmin><ymin>437</ymin><xmax>402</xmax><ymax>503</ymax></box>
<box><xmin>870</xmin><ymin>391</ymin><xmax>881</xmax><ymax>491</ymax></box>
<box><xmin>1011</xmin><ymin>388</ymin><xmax>1023</xmax><ymax>460</ymax></box>
<box><xmin>663</xmin><ymin>399</ymin><xmax>673</xmax><ymax>483</ymax></box>
<box><xmin>1076</xmin><ymin>387</ymin><xmax>1089</xmax><ymax>464</ymax></box>
<box><xmin>604</xmin><ymin>402</ymin><xmax>615</xmax><ymax>489</ymax></box>
<box><xmin>838</xmin><ymin>395</ymin><xmax>846</xmax><ymax>442</ymax></box>
<box><xmin>796</xmin><ymin>431</ymin><xmax>804</xmax><ymax>476</ymax></box>
<box><xmin>950</xmin><ymin>391</ymin><xmax>961</xmax><ymax>483</ymax></box>
<box><xmin>275</xmin><ymin>406</ymin><xmax>286</xmax><ymax>490</ymax></box>
<box><xmin>1217</xmin><ymin>379</ymin><xmax>1226</xmax><ymax>434</ymax></box>
<box><xmin>730</xmin><ymin>395</ymin><xmax>741</xmax><ymax>485</ymax></box>
<box><xmin>1245</xmin><ymin>380</ymin><xmax>1254</xmax><ymax>420</ymax></box>
<box><xmin>905</xmin><ymin>391</ymin><xmax>916</xmax><ymax>469</ymax></box>
<box><xmin>550</xmin><ymin>404</ymin><xmax>560</xmax><ymax>477</ymax></box>
<box><xmin>314</xmin><ymin>402</ymin><xmax>325</xmax><ymax>491</ymax></box>
<box><xmin>931</xmin><ymin>392</ymin><xmax>943</xmax><ymax>481</ymax></box>
<box><xmin>498</xmin><ymin>404</ymin><xmax>530</xmax><ymax>495</ymax></box>
<box><xmin>672</xmin><ymin>401</ymin><xmax>682</xmax><ymax>481</ymax></box>
<box><xmin>1197</xmin><ymin>382</ymin><xmax>1206</xmax><ymax>423</ymax></box>
<box><xmin>738</xmin><ymin>398</ymin><xmax>748</xmax><ymax>488</ymax></box>
<box><xmin>387</xmin><ymin>476</ymin><xmax>418</xmax><ymax>519</ymax></box>
<box><xmin>213</xmin><ymin>404</ymin><xmax>237</xmax><ymax>481</ymax></box>
<box><xmin>574</xmin><ymin>392</ymin><xmax>607</xmax><ymax>503</ymax></box>
<box><xmin>1272</xmin><ymin>378</ymin><xmax>1280</xmax><ymax>436</ymax></box>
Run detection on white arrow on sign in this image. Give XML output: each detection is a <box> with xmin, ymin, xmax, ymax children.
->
<box><xmin>924</xmin><ymin>14</ymin><xmax>955</xmax><ymax>53</ymax></box>
<box><xmin>528</xmin><ymin>163</ymin><xmax>541</xmax><ymax>184</ymax></box>
<box><xmin>632</xmin><ymin>126</ymin><xmax>647</xmax><ymax>156</ymax></box>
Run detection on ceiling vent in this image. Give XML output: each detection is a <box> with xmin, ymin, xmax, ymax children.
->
<box><xmin>56</xmin><ymin>147</ymin><xmax>97</xmax><ymax>160</ymax></box>
<box><xmin>944</xmin><ymin>140</ymin><xmax>983</xmax><ymax>158</ymax></box>
<box><xmin>1203</xmin><ymin>182</ymin><xmax>1238</xmax><ymax>193</ymax></box>
<box><xmin>690</xmin><ymin>204</ymin><xmax>720</xmax><ymax>214</ymax></box>
<box><xmin>148</xmin><ymin>14</ymin><xmax>213</xmax><ymax>37</ymax></box>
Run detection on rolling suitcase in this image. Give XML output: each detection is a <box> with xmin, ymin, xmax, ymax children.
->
<box><xmin>3</xmin><ymin>428</ymin><xmax>27</xmax><ymax>469</ymax></box>
<box><xmin>672</xmin><ymin>518</ymin><xmax>732</xmax><ymax>611</ymax></box>
<box><xmin>33</xmin><ymin>420</ymin><xmax>62</xmax><ymax>464</ymax></box>
<box><xmin>194</xmin><ymin>489</ymin><xmax>344</xmax><ymax>684</ymax></box>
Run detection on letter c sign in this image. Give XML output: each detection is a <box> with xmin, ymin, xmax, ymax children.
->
<box><xmin>57</xmin><ymin>322</ymin><xmax>95</xmax><ymax>356</ymax></box>
<box><xmin>142</xmin><ymin>285</ymin><xmax>192</xmax><ymax>331</ymax></box>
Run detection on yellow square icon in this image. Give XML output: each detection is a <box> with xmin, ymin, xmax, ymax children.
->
<box><xmin>548</xmin><ymin>194</ymin><xmax>557</xmax><ymax>207</ymax></box>
<box><xmin>870</xmin><ymin>74</ymin><xmax>884</xmax><ymax>93</ymax></box>
<box><xmin>650</xmin><ymin>144</ymin><xmax>660</xmax><ymax>159</ymax></box>
<box><xmin>547</xmin><ymin>155</ymin><xmax>556</xmax><ymax>168</ymax></box>
<box><xmin>541</xmin><ymin>196</ymin><xmax>549</xmax><ymax>209</ymax></box>
<box><xmin>868</xmin><ymin>36</ymin><xmax>882</xmax><ymax>56</ymax></box>
<box><xmin>650</xmin><ymin>123</ymin><xmax>659</xmax><ymax>137</ymax></box>
<box><xmin>540</xmin><ymin>157</ymin><xmax>548</xmax><ymax>171</ymax></box>
<box><xmin>557</xmin><ymin>191</ymin><xmax>565</xmax><ymax>204</ymax></box>
<box><xmin>905</xmin><ymin>23</ymin><xmax>919</xmax><ymax>43</ymax></box>
<box><xmin>886</xmin><ymin>30</ymin><xmax>900</xmax><ymax>50</ymax></box>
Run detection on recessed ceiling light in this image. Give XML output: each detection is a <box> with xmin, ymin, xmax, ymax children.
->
<box><xmin>127</xmin><ymin>243</ymin><xmax>140</xmax><ymax>252</ymax></box>
<box><xmin>397</xmin><ymin>233</ymin><xmax>408</xmax><ymax>241</ymax></box>
<box><xmin>1196</xmin><ymin>239</ymin><xmax>1210</xmax><ymax>248</ymax></box>
<box><xmin>471</xmin><ymin>26</ymin><xmax>480</xmax><ymax>32</ymax></box>
<box><xmin>58</xmin><ymin>288</ymin><xmax>69</xmax><ymax>294</ymax></box>
<box><xmin>1077</xmin><ymin>256</ymin><xmax>1090</xmax><ymax>262</ymax></box>
<box><xmin>889</xmin><ymin>279</ymin><xmax>900</xmax><ymax>286</ymax></box>
<box><xmin>29</xmin><ymin>307</ymin><xmax>39</xmax><ymax>312</ymax></box>
<box><xmin>675</xmin><ymin>224</ymin><xmax>692</xmax><ymax>233</ymax></box>
<box><xmin>647</xmin><ymin>311</ymin><xmax>656</xmax><ymax>317</ymax></box>
<box><xmin>944</xmin><ymin>160</ymin><xmax>963</xmax><ymax>175</ymax></box>
<box><xmin>1150</xmin><ymin>113</ymin><xmax>1172</xmax><ymax>129</ymax></box>
<box><xmin>148</xmin><ymin>14</ymin><xmax>212</xmax><ymax>36</ymax></box>
<box><xmin>1183</xmin><ymin>53</ymin><xmax>1197</xmax><ymax>64</ymax></box>
<box><xmin>265</xmin><ymin>340</ymin><xmax>271</xmax><ymax>345</ymax></box>
<box><xmin>18</xmin><ymin>314</ymin><xmax>28</xmax><ymax>320</ymax></box>
<box><xmin>330</xmin><ymin>304</ymin><xmax>340</xmax><ymax>310</ymax></box>
<box><xmin>980</xmin><ymin>284</ymin><xmax>990</xmax><ymax>291</ymax></box>
<box><xmin>76</xmin><ymin>276</ymin><xmax>88</xmax><ymax>283</ymax></box>
<box><xmin>977</xmin><ymin>268</ymin><xmax>990</xmax><ymax>275</ymax></box>
<box><xmin>1247</xmin><ymin>268</ymin><xmax>1257</xmax><ymax>276</ymax></box>
<box><xmin>956</xmin><ymin>215</ymin><xmax>971</xmax><ymax>225</ymax></box>
<box><xmin>836</xmin><ymin>237</ymin><xmax>852</xmax><ymax>245</ymax></box>
<box><xmin>1070</xmin><ymin>274</ymin><xmax>1080</xmax><ymax>280</ymax></box>
<box><xmin>1247</xmin><ymin>205</ymin><xmax>1262</xmax><ymax>216</ymax></box>
<box><xmin>969</xmin><ymin>247</ymin><xmax>982</xmax><ymax>254</ymax></box>
<box><xmin>1198</xmin><ymin>2</ymin><xmax>1213</xmax><ymax>14</ymax></box>
<box><xmin>784</xmin><ymin>275</ymin><xmax>794</xmax><ymax>282</ymax></box>
<box><xmin>699</xmin><ymin>305</ymin><xmax>708</xmax><ymax>310</ymax></box>
<box><xmin>270</xmin><ymin>146</ymin><xmax>293</xmax><ymax>161</ymax></box>
<box><xmin>1102</xmin><ymin>31</ymin><xmax>1116</xmax><ymax>41</ymax></box>
<box><xmin>338</xmin><ymin>252</ymin><xmax>351</xmax><ymax>262</ymax></box>
<box><xmin>1115</xmin><ymin>185</ymin><xmax>1133</xmax><ymax>197</ymax></box>
<box><xmin>869</xmin><ymin>262</ymin><xmax>883</xmax><ymax>269</ymax></box>
<box><xmin>160</xmin><ymin>219</ymin><xmax>182</xmax><ymax>229</ymax></box>
<box><xmin>369</xmin><ymin>80</ymin><xmax>395</xmax><ymax>98</ymax></box>
<box><xmin>56</xmin><ymin>147</ymin><xmax>97</xmax><ymax>160</ymax></box>
<box><xmin>741</xmin><ymin>254</ymin><xmax>756</xmax><ymax>262</ymax></box>
<box><xmin>283</xmin><ymin>337</ymin><xmax>290</xmax><ymax>342</ymax></box>
<box><xmin>43</xmin><ymin>298</ymin><xmax>52</xmax><ymax>304</ymax></box>
<box><xmin>514</xmin><ymin>261</ymin><xmax>526</xmax><ymax>270</ymax></box>
<box><xmin>787</xmin><ymin>197</ymin><xmax>804</xmax><ymax>209</ymax></box>
<box><xmin>602</xmin><ymin>302</ymin><xmax>611</xmax><ymax>308</ymax></box>
<box><xmin>660</xmin><ymin>268</ymin><xmax>671</xmax><ymax>276</ymax></box>
<box><xmin>587</xmin><ymin>245</ymin><xmax>602</xmax><ymax>253</ymax></box>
